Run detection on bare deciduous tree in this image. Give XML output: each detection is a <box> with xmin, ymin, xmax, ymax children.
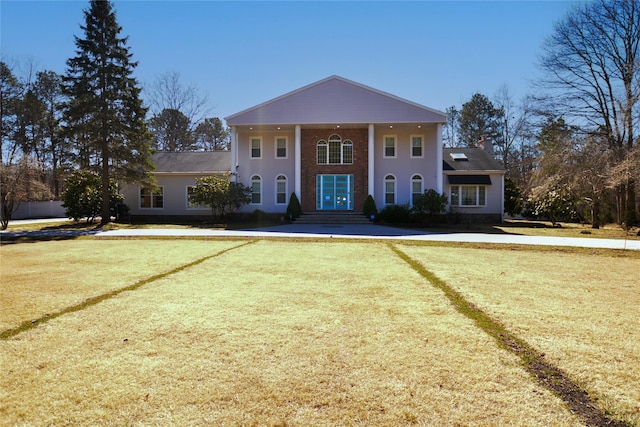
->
<box><xmin>537</xmin><ymin>0</ymin><xmax>640</xmax><ymax>224</ymax></box>
<box><xmin>146</xmin><ymin>71</ymin><xmax>210</xmax><ymax>126</ymax></box>
<box><xmin>493</xmin><ymin>85</ymin><xmax>536</xmax><ymax>188</ymax></box>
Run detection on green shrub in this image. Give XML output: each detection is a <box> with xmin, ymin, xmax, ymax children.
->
<box><xmin>411</xmin><ymin>189</ymin><xmax>447</xmax><ymax>215</ymax></box>
<box><xmin>379</xmin><ymin>203</ymin><xmax>412</xmax><ymax>223</ymax></box>
<box><xmin>504</xmin><ymin>178</ymin><xmax>523</xmax><ymax>216</ymax></box>
<box><xmin>191</xmin><ymin>174</ymin><xmax>252</xmax><ymax>221</ymax></box>
<box><xmin>62</xmin><ymin>169</ymin><xmax>123</xmax><ymax>223</ymax></box>
<box><xmin>286</xmin><ymin>192</ymin><xmax>302</xmax><ymax>220</ymax></box>
<box><xmin>363</xmin><ymin>194</ymin><xmax>377</xmax><ymax>219</ymax></box>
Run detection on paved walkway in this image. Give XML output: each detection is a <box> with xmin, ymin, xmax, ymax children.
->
<box><xmin>2</xmin><ymin>220</ymin><xmax>639</xmax><ymax>250</ymax></box>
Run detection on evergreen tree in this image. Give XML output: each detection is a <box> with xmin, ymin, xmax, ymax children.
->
<box><xmin>150</xmin><ymin>108</ymin><xmax>194</xmax><ymax>151</ymax></box>
<box><xmin>458</xmin><ymin>93</ymin><xmax>504</xmax><ymax>147</ymax></box>
<box><xmin>194</xmin><ymin>117</ymin><xmax>230</xmax><ymax>151</ymax></box>
<box><xmin>63</xmin><ymin>0</ymin><xmax>153</xmax><ymax>225</ymax></box>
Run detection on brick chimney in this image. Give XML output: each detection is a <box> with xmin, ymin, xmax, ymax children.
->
<box><xmin>477</xmin><ymin>136</ymin><xmax>493</xmax><ymax>155</ymax></box>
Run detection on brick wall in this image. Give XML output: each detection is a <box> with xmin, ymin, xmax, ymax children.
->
<box><xmin>300</xmin><ymin>128</ymin><xmax>369</xmax><ymax>211</ymax></box>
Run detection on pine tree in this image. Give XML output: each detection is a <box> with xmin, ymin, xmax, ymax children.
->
<box><xmin>63</xmin><ymin>0</ymin><xmax>153</xmax><ymax>225</ymax></box>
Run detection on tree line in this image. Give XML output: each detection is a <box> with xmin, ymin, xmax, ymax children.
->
<box><xmin>2</xmin><ymin>0</ymin><xmax>639</xmax><ymax>228</ymax></box>
<box><xmin>444</xmin><ymin>0</ymin><xmax>639</xmax><ymax>227</ymax></box>
<box><xmin>1</xmin><ymin>2</ymin><xmax>229</xmax><ymax>227</ymax></box>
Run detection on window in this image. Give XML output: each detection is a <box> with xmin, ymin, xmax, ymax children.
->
<box><xmin>250</xmin><ymin>137</ymin><xmax>262</xmax><ymax>159</ymax></box>
<box><xmin>187</xmin><ymin>186</ymin><xmax>210</xmax><ymax>209</ymax></box>
<box><xmin>140</xmin><ymin>187</ymin><xmax>163</xmax><ymax>209</ymax></box>
<box><xmin>316</xmin><ymin>134</ymin><xmax>353</xmax><ymax>164</ymax></box>
<box><xmin>251</xmin><ymin>175</ymin><xmax>261</xmax><ymax>204</ymax></box>
<box><xmin>343</xmin><ymin>140</ymin><xmax>353</xmax><ymax>164</ymax></box>
<box><xmin>328</xmin><ymin>134</ymin><xmax>341</xmax><ymax>163</ymax></box>
<box><xmin>411</xmin><ymin>135</ymin><xmax>423</xmax><ymax>158</ymax></box>
<box><xmin>384</xmin><ymin>174</ymin><xmax>396</xmax><ymax>204</ymax></box>
<box><xmin>411</xmin><ymin>174</ymin><xmax>423</xmax><ymax>206</ymax></box>
<box><xmin>317</xmin><ymin>140</ymin><xmax>328</xmax><ymax>164</ymax></box>
<box><xmin>384</xmin><ymin>136</ymin><xmax>396</xmax><ymax>158</ymax></box>
<box><xmin>276</xmin><ymin>137</ymin><xmax>287</xmax><ymax>158</ymax></box>
<box><xmin>276</xmin><ymin>175</ymin><xmax>287</xmax><ymax>204</ymax></box>
<box><xmin>450</xmin><ymin>185</ymin><xmax>486</xmax><ymax>206</ymax></box>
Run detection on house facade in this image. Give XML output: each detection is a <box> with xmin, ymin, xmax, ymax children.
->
<box><xmin>226</xmin><ymin>75</ymin><xmax>449</xmax><ymax>214</ymax></box>
<box><xmin>122</xmin><ymin>151</ymin><xmax>230</xmax><ymax>217</ymax></box>
<box><xmin>443</xmin><ymin>146</ymin><xmax>505</xmax><ymax>221</ymax></box>
<box><xmin>123</xmin><ymin>76</ymin><xmax>505</xmax><ymax>221</ymax></box>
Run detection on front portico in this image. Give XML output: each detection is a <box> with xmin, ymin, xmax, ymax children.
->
<box><xmin>225</xmin><ymin>75</ymin><xmax>447</xmax><ymax>213</ymax></box>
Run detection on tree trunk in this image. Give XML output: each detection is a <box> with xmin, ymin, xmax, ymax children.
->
<box><xmin>625</xmin><ymin>178</ymin><xmax>637</xmax><ymax>225</ymax></box>
<box><xmin>101</xmin><ymin>133</ymin><xmax>110</xmax><ymax>226</ymax></box>
<box><xmin>616</xmin><ymin>183</ymin><xmax>625</xmax><ymax>224</ymax></box>
<box><xmin>591</xmin><ymin>197</ymin><xmax>600</xmax><ymax>229</ymax></box>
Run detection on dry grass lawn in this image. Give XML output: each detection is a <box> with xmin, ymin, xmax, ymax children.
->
<box><xmin>0</xmin><ymin>240</ymin><xmax>243</xmax><ymax>331</ymax></box>
<box><xmin>0</xmin><ymin>240</ymin><xmax>583</xmax><ymax>426</ymax></box>
<box><xmin>399</xmin><ymin>243</ymin><xmax>640</xmax><ymax>426</ymax></box>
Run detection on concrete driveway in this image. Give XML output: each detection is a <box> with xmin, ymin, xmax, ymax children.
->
<box><xmin>96</xmin><ymin>223</ymin><xmax>640</xmax><ymax>250</ymax></box>
<box><xmin>3</xmin><ymin>220</ymin><xmax>639</xmax><ymax>250</ymax></box>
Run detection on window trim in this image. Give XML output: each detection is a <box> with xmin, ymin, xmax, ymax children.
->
<box><xmin>411</xmin><ymin>174</ymin><xmax>423</xmax><ymax>207</ymax></box>
<box><xmin>450</xmin><ymin>185</ymin><xmax>487</xmax><ymax>207</ymax></box>
<box><xmin>250</xmin><ymin>137</ymin><xmax>262</xmax><ymax>159</ymax></box>
<box><xmin>250</xmin><ymin>174</ymin><xmax>262</xmax><ymax>205</ymax></box>
<box><xmin>275</xmin><ymin>136</ymin><xmax>288</xmax><ymax>159</ymax></box>
<box><xmin>384</xmin><ymin>174</ymin><xmax>396</xmax><ymax>205</ymax></box>
<box><xmin>410</xmin><ymin>135</ymin><xmax>424</xmax><ymax>158</ymax></box>
<box><xmin>139</xmin><ymin>186</ymin><xmax>164</xmax><ymax>210</ymax></box>
<box><xmin>275</xmin><ymin>174</ymin><xmax>287</xmax><ymax>205</ymax></box>
<box><xmin>383</xmin><ymin>135</ymin><xmax>397</xmax><ymax>158</ymax></box>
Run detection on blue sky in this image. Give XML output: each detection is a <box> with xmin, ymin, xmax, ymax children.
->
<box><xmin>1</xmin><ymin>1</ymin><xmax>578</xmax><ymax>121</ymax></box>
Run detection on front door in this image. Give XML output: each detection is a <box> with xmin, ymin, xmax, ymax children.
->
<box><xmin>316</xmin><ymin>175</ymin><xmax>354</xmax><ymax>210</ymax></box>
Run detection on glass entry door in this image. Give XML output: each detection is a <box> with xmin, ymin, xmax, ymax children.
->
<box><xmin>316</xmin><ymin>175</ymin><xmax>354</xmax><ymax>210</ymax></box>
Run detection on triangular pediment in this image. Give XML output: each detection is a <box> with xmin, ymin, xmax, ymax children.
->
<box><xmin>225</xmin><ymin>75</ymin><xmax>447</xmax><ymax>126</ymax></box>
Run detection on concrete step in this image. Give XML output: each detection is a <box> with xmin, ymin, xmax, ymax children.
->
<box><xmin>295</xmin><ymin>212</ymin><xmax>373</xmax><ymax>225</ymax></box>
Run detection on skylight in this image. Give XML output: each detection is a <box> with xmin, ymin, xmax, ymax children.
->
<box><xmin>450</xmin><ymin>153</ymin><xmax>468</xmax><ymax>161</ymax></box>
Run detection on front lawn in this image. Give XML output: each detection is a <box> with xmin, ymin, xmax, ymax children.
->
<box><xmin>1</xmin><ymin>239</ymin><xmax>637</xmax><ymax>425</ymax></box>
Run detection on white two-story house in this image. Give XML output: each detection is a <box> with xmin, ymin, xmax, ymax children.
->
<box><xmin>123</xmin><ymin>76</ymin><xmax>504</xmax><ymax>221</ymax></box>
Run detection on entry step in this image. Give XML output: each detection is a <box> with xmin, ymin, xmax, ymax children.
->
<box><xmin>294</xmin><ymin>212</ymin><xmax>372</xmax><ymax>225</ymax></box>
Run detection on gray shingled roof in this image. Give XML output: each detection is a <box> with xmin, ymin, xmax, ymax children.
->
<box><xmin>443</xmin><ymin>148</ymin><xmax>505</xmax><ymax>172</ymax></box>
<box><xmin>152</xmin><ymin>151</ymin><xmax>231</xmax><ymax>174</ymax></box>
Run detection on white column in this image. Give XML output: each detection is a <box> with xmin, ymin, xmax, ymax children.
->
<box><xmin>230</xmin><ymin>126</ymin><xmax>238</xmax><ymax>182</ymax></box>
<box><xmin>295</xmin><ymin>125</ymin><xmax>301</xmax><ymax>198</ymax></box>
<box><xmin>436</xmin><ymin>123</ymin><xmax>443</xmax><ymax>193</ymax></box>
<box><xmin>368</xmin><ymin>124</ymin><xmax>375</xmax><ymax>197</ymax></box>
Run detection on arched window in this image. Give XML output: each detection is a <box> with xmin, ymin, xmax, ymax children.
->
<box><xmin>317</xmin><ymin>140</ymin><xmax>328</xmax><ymax>164</ymax></box>
<box><xmin>384</xmin><ymin>174</ymin><xmax>396</xmax><ymax>205</ymax></box>
<box><xmin>411</xmin><ymin>174</ymin><xmax>423</xmax><ymax>206</ymax></box>
<box><xmin>276</xmin><ymin>175</ymin><xmax>287</xmax><ymax>204</ymax></box>
<box><xmin>328</xmin><ymin>134</ymin><xmax>341</xmax><ymax>163</ymax></box>
<box><xmin>317</xmin><ymin>135</ymin><xmax>353</xmax><ymax>164</ymax></box>
<box><xmin>251</xmin><ymin>175</ymin><xmax>261</xmax><ymax>204</ymax></box>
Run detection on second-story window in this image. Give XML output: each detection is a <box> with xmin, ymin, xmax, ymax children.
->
<box><xmin>276</xmin><ymin>137</ymin><xmax>287</xmax><ymax>158</ymax></box>
<box><xmin>384</xmin><ymin>136</ymin><xmax>396</xmax><ymax>158</ymax></box>
<box><xmin>250</xmin><ymin>137</ymin><xmax>262</xmax><ymax>159</ymax></box>
<box><xmin>317</xmin><ymin>134</ymin><xmax>353</xmax><ymax>164</ymax></box>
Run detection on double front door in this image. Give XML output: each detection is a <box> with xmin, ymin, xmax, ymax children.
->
<box><xmin>316</xmin><ymin>174</ymin><xmax>354</xmax><ymax>210</ymax></box>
